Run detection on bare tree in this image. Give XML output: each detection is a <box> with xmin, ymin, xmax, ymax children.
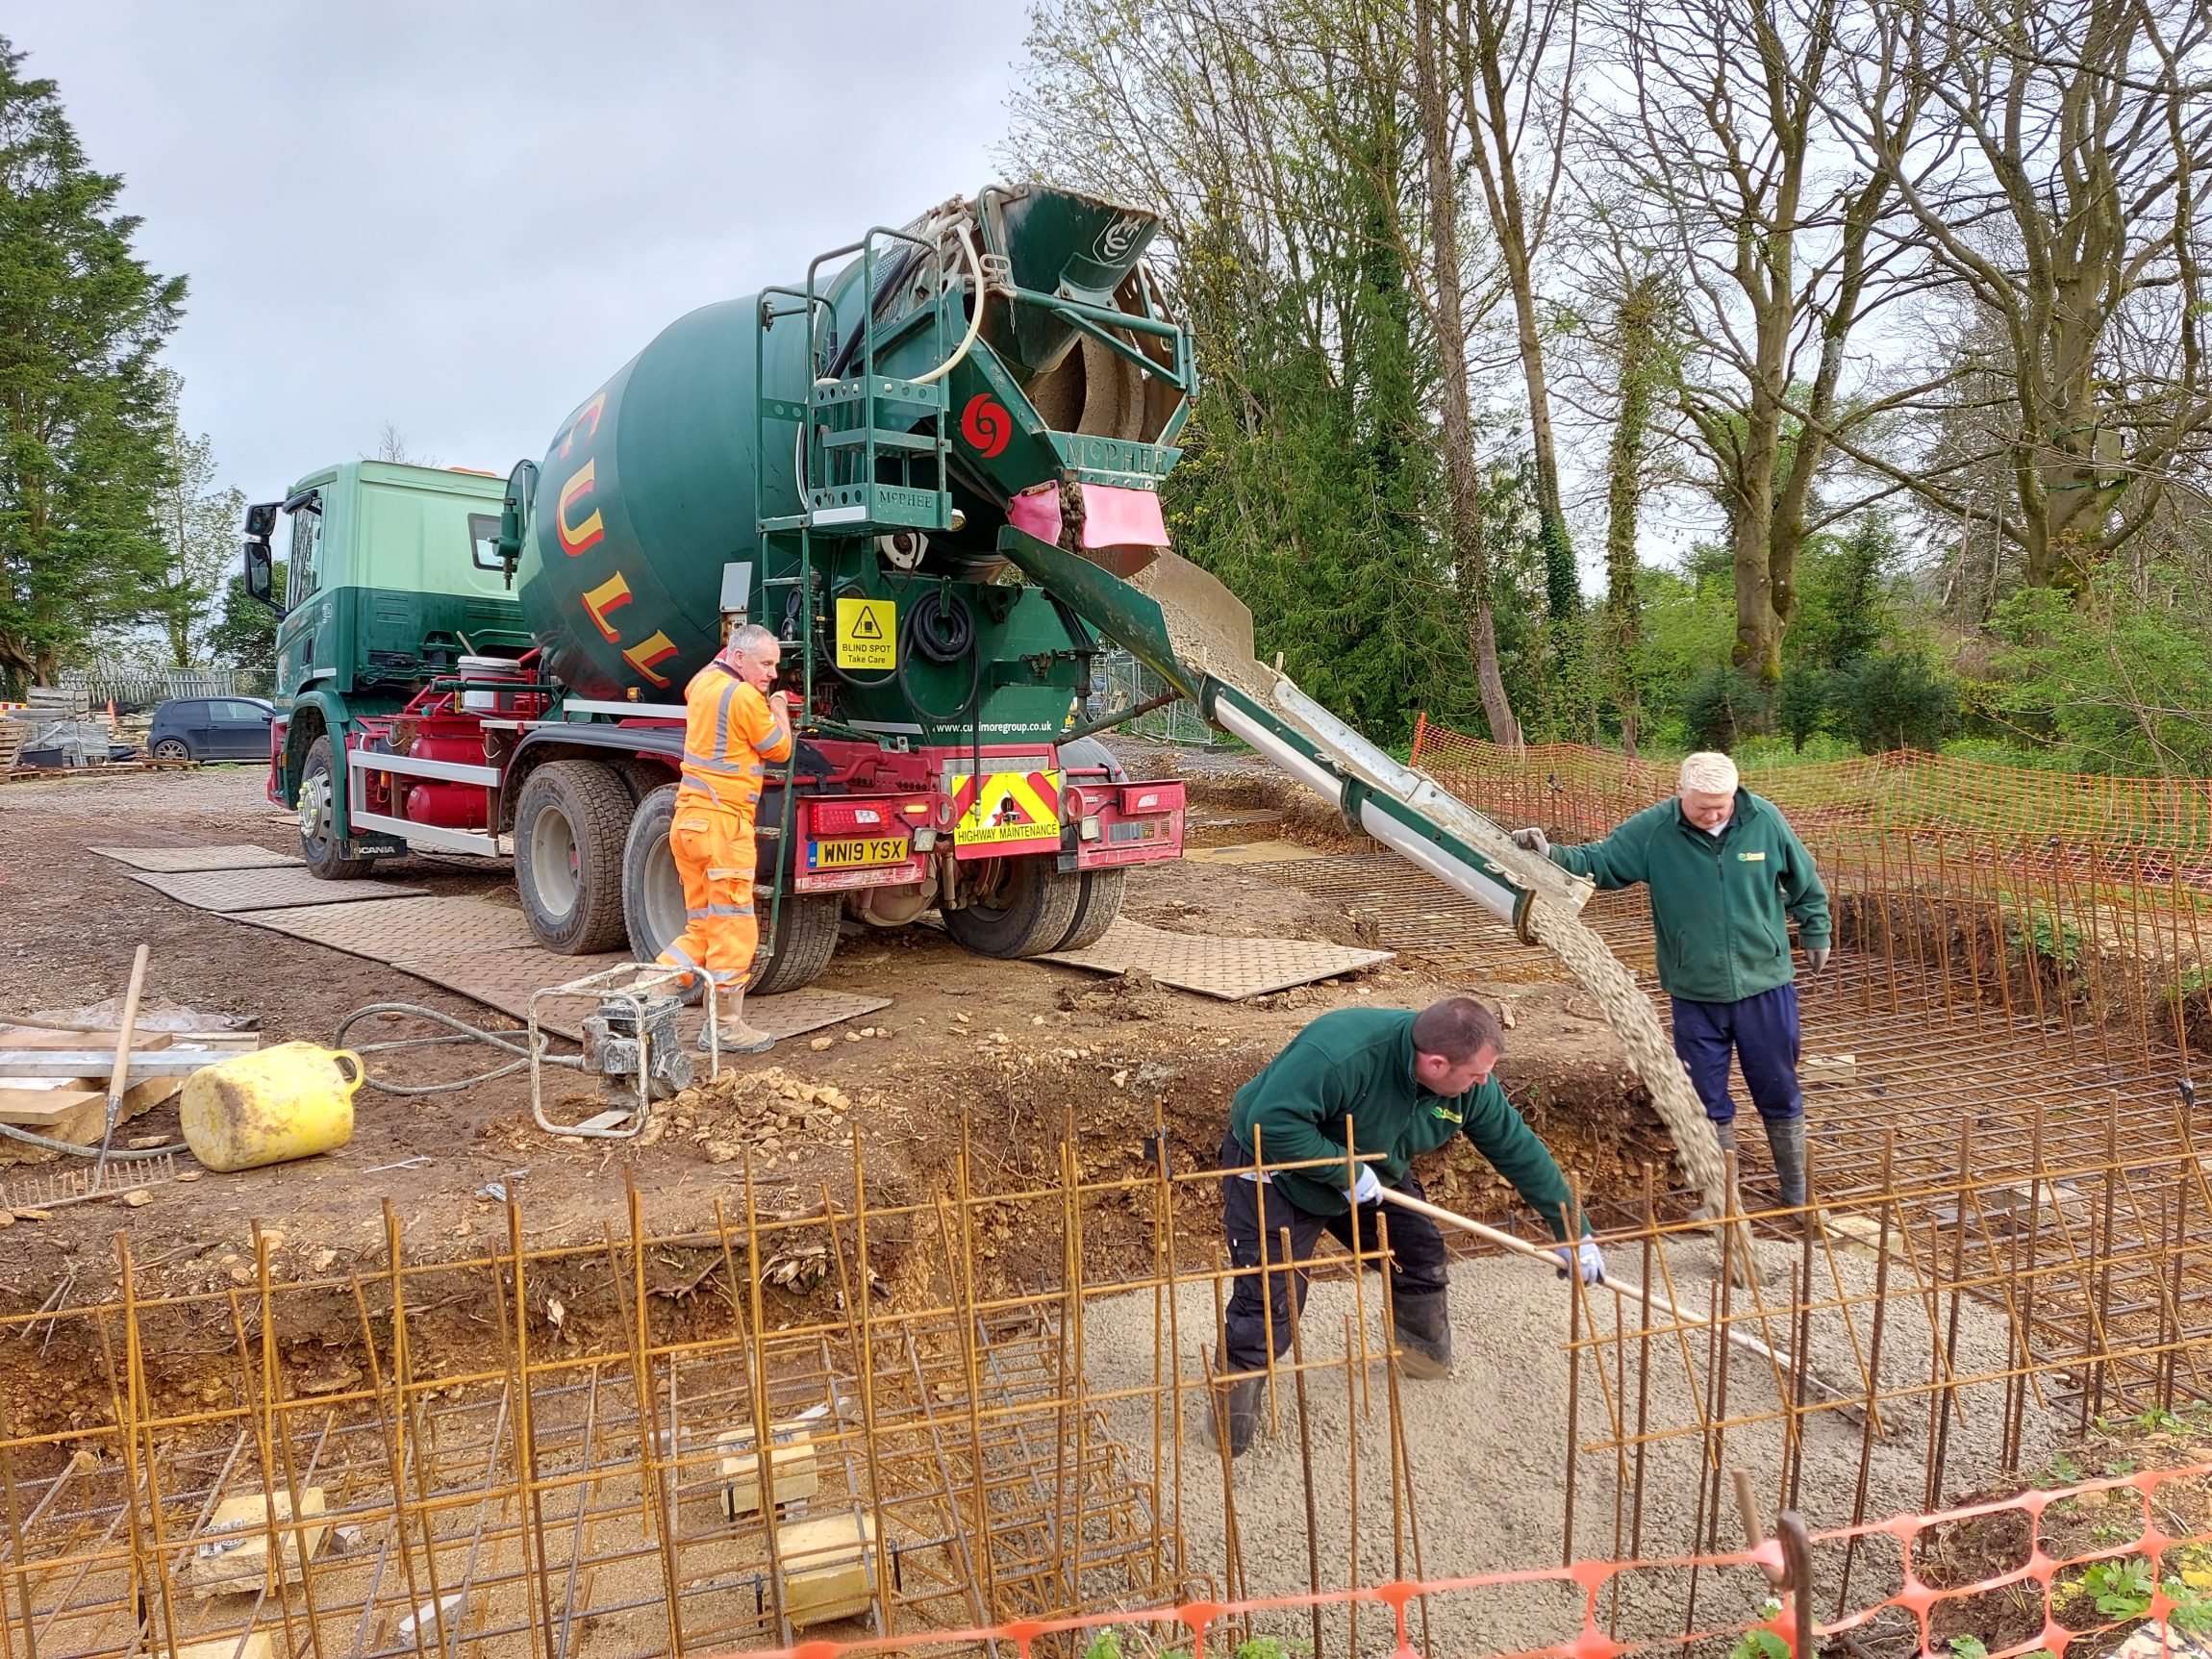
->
<box><xmin>1015</xmin><ymin>0</ymin><xmax>1528</xmax><ymax>741</ymax></box>
<box><xmin>1415</xmin><ymin>0</ymin><xmax>1524</xmax><ymax>742</ymax></box>
<box><xmin>370</xmin><ymin>420</ymin><xmax>440</xmax><ymax>468</ymax></box>
<box><xmin>1590</xmin><ymin>0</ymin><xmax>1923</xmax><ymax>681</ymax></box>
<box><xmin>1844</xmin><ymin>0</ymin><xmax>2212</xmax><ymax>592</ymax></box>
<box><xmin>1445</xmin><ymin>0</ymin><xmax>1584</xmax><ymax>624</ymax></box>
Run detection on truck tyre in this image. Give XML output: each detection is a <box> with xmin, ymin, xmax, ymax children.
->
<box><xmin>750</xmin><ymin>894</ymin><xmax>842</xmax><ymax>995</ymax></box>
<box><xmin>1054</xmin><ymin>866</ymin><xmax>1127</xmax><ymax>951</ymax></box>
<box><xmin>622</xmin><ymin>785</ymin><xmax>841</xmax><ymax>996</ymax></box>
<box><xmin>621</xmin><ymin>784</ymin><xmax>689</xmax><ymax>972</ymax></box>
<box><xmin>943</xmin><ymin>855</ymin><xmax>1085</xmax><ymax>959</ymax></box>
<box><xmin>515</xmin><ymin>760</ymin><xmax>632</xmax><ymax>954</ymax></box>
<box><xmin>298</xmin><ymin>735</ymin><xmax>373</xmax><ymax>880</ymax></box>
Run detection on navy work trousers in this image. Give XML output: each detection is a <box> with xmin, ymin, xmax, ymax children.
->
<box><xmin>1217</xmin><ymin>1132</ymin><xmax>1449</xmax><ymax>1376</ymax></box>
<box><xmin>1670</xmin><ymin>982</ymin><xmax>1802</xmax><ymax>1124</ymax></box>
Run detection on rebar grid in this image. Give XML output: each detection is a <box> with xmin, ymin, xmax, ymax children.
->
<box><xmin>12</xmin><ymin>736</ymin><xmax>2212</xmax><ymax>1656</ymax></box>
<box><xmin>7</xmin><ymin>1111</ymin><xmax>2212</xmax><ymax>1659</ymax></box>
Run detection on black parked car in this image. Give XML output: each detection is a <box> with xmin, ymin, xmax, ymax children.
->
<box><xmin>146</xmin><ymin>697</ymin><xmax>275</xmax><ymax>763</ymax></box>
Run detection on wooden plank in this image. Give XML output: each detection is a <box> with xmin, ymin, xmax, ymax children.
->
<box><xmin>0</xmin><ymin>1085</ymin><xmax>102</xmax><ymax>1126</ymax></box>
<box><xmin>0</xmin><ymin>1075</ymin><xmax>180</xmax><ymax>1128</ymax></box>
<box><xmin>0</xmin><ymin>1026</ymin><xmax>254</xmax><ymax>1052</ymax></box>
<box><xmin>0</xmin><ymin>1029</ymin><xmax>173</xmax><ymax>1052</ymax></box>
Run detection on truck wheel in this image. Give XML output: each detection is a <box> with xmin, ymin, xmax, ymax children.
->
<box><xmin>1054</xmin><ymin>866</ymin><xmax>1127</xmax><ymax>951</ymax></box>
<box><xmin>515</xmin><ymin>760</ymin><xmax>631</xmax><ymax>954</ymax></box>
<box><xmin>621</xmin><ymin>784</ymin><xmax>688</xmax><ymax>968</ymax></box>
<box><xmin>623</xmin><ymin>786</ymin><xmax>841</xmax><ymax>996</ymax></box>
<box><xmin>943</xmin><ymin>855</ymin><xmax>1084</xmax><ymax>959</ymax></box>
<box><xmin>298</xmin><ymin>735</ymin><xmax>373</xmax><ymax>880</ymax></box>
<box><xmin>750</xmin><ymin>894</ymin><xmax>842</xmax><ymax>995</ymax></box>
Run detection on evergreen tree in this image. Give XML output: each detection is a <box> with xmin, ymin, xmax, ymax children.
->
<box><xmin>0</xmin><ymin>38</ymin><xmax>185</xmax><ymax>691</ymax></box>
<box><xmin>205</xmin><ymin>563</ymin><xmax>283</xmax><ymax>680</ymax></box>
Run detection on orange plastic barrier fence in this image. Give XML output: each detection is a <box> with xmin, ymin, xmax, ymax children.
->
<box><xmin>729</xmin><ymin>1459</ymin><xmax>2212</xmax><ymax>1659</ymax></box>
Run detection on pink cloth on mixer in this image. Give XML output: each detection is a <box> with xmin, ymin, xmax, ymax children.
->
<box><xmin>1006</xmin><ymin>483</ymin><xmax>1169</xmax><ymax>551</ymax></box>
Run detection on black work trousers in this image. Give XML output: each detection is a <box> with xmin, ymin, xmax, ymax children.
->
<box><xmin>1218</xmin><ymin>1131</ymin><xmax>1449</xmax><ymax>1375</ymax></box>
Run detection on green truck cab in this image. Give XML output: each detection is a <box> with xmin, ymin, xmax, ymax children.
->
<box><xmin>246</xmin><ymin>461</ymin><xmax>529</xmax><ymax>864</ymax></box>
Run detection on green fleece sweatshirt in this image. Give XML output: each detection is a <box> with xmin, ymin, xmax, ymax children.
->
<box><xmin>1227</xmin><ymin>1006</ymin><xmax>1580</xmax><ymax>1234</ymax></box>
<box><xmin>1546</xmin><ymin>787</ymin><xmax>1831</xmax><ymax>1004</ymax></box>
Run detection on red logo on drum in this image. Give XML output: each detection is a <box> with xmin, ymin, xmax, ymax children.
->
<box><xmin>961</xmin><ymin>393</ymin><xmax>1013</xmax><ymax>459</ymax></box>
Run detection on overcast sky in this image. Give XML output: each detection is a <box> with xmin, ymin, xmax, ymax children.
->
<box><xmin>9</xmin><ymin>1</ymin><xmax>1032</xmax><ymax>505</ymax></box>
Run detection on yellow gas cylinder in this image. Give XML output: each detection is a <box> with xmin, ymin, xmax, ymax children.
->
<box><xmin>180</xmin><ymin>1043</ymin><xmax>364</xmax><ymax>1172</ymax></box>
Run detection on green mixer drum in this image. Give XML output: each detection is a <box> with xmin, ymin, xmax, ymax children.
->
<box><xmin>516</xmin><ymin>291</ymin><xmax>826</xmax><ymax>700</ymax></box>
<box><xmin>516</xmin><ymin>186</ymin><xmax>1172</xmax><ymax>703</ymax></box>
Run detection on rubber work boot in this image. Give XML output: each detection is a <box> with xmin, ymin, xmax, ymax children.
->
<box><xmin>695</xmin><ymin>990</ymin><xmax>775</xmax><ymax>1055</ymax></box>
<box><xmin>1390</xmin><ymin>1288</ymin><xmax>1455</xmax><ymax>1379</ymax></box>
<box><xmin>1764</xmin><ymin>1114</ymin><xmax>1808</xmax><ymax>1210</ymax></box>
<box><xmin>1207</xmin><ymin>1373</ymin><xmax>1265</xmax><ymax>1456</ymax></box>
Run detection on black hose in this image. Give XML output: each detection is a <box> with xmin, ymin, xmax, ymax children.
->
<box><xmin>334</xmin><ymin>1001</ymin><xmax>579</xmax><ymax>1096</ymax></box>
<box><xmin>897</xmin><ymin>589</ymin><xmax>983</xmax><ymax>726</ymax></box>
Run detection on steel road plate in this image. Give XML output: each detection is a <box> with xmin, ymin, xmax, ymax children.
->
<box><xmin>1040</xmin><ymin>918</ymin><xmax>1393</xmax><ymax>1000</ymax></box>
<box><xmin>91</xmin><ymin>843</ymin><xmax>301</xmax><ymax>872</ymax></box>
<box><xmin>128</xmin><ymin>867</ymin><xmax>427</xmax><ymax>912</ymax></box>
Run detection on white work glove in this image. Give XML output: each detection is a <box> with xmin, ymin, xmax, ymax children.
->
<box><xmin>1348</xmin><ymin>1164</ymin><xmax>1383</xmax><ymax>1207</ymax></box>
<box><xmin>1553</xmin><ymin>1237</ymin><xmax>1606</xmax><ymax>1285</ymax></box>
<box><xmin>1510</xmin><ymin>826</ymin><xmax>1549</xmax><ymax>857</ymax></box>
<box><xmin>1805</xmin><ymin>944</ymin><xmax>1831</xmax><ymax>971</ymax></box>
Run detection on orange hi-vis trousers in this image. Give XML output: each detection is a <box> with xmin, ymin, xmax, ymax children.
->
<box><xmin>657</xmin><ymin>798</ymin><xmax>761</xmax><ymax>993</ymax></box>
<box><xmin>656</xmin><ymin>656</ymin><xmax>792</xmax><ymax>996</ymax></box>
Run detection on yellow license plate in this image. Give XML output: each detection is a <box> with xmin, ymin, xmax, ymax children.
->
<box><xmin>808</xmin><ymin>836</ymin><xmax>910</xmax><ymax>870</ymax></box>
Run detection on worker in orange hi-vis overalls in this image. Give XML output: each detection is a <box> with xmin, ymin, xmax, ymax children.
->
<box><xmin>658</xmin><ymin>622</ymin><xmax>794</xmax><ymax>1054</ymax></box>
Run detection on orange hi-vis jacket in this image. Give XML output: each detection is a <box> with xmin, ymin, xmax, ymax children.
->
<box><xmin>675</xmin><ymin>661</ymin><xmax>792</xmax><ymax>819</ymax></box>
<box><xmin>658</xmin><ymin>661</ymin><xmax>795</xmax><ymax>993</ymax></box>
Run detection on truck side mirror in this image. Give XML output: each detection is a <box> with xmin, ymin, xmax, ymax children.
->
<box><xmin>242</xmin><ymin>502</ymin><xmax>285</xmax><ymax>616</ymax></box>
<box><xmin>496</xmin><ymin>459</ymin><xmax>539</xmax><ymax>590</ymax></box>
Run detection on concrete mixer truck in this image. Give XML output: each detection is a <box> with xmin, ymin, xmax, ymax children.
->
<box><xmin>242</xmin><ymin>184</ymin><xmax>1580</xmax><ymax>997</ymax></box>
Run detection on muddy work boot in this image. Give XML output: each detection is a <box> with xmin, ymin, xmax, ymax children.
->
<box><xmin>695</xmin><ymin>989</ymin><xmax>775</xmax><ymax>1056</ymax></box>
<box><xmin>1206</xmin><ymin>1372</ymin><xmax>1265</xmax><ymax>1457</ymax></box>
<box><xmin>1390</xmin><ymin>1287</ymin><xmax>1455</xmax><ymax>1379</ymax></box>
<box><xmin>1763</xmin><ymin>1114</ymin><xmax>1808</xmax><ymax>1210</ymax></box>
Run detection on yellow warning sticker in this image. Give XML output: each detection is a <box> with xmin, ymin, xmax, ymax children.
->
<box><xmin>836</xmin><ymin>596</ymin><xmax>895</xmax><ymax>670</ymax></box>
<box><xmin>949</xmin><ymin>769</ymin><xmax>1064</xmax><ymax>847</ymax></box>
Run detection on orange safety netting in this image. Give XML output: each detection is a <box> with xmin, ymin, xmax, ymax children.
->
<box><xmin>1407</xmin><ymin>719</ymin><xmax>2212</xmax><ymax>855</ymax></box>
<box><xmin>729</xmin><ymin>1459</ymin><xmax>2212</xmax><ymax>1659</ymax></box>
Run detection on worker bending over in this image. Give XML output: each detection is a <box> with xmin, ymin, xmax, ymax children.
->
<box><xmin>658</xmin><ymin>622</ymin><xmax>793</xmax><ymax>1055</ymax></box>
<box><xmin>1512</xmin><ymin>750</ymin><xmax>1830</xmax><ymax>1208</ymax></box>
<box><xmin>1215</xmin><ymin>996</ymin><xmax>1601</xmax><ymax>1455</ymax></box>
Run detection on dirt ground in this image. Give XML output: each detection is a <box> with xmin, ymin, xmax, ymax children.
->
<box><xmin>0</xmin><ymin>750</ymin><xmax>1668</xmax><ymax>1423</ymax></box>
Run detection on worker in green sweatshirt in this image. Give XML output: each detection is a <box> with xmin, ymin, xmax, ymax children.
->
<box><xmin>1213</xmin><ymin>996</ymin><xmax>1602</xmax><ymax>1456</ymax></box>
<box><xmin>1511</xmin><ymin>750</ymin><xmax>1832</xmax><ymax>1210</ymax></box>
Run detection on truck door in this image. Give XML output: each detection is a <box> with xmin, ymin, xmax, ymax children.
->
<box><xmin>274</xmin><ymin>492</ymin><xmax>325</xmax><ymax>694</ymax></box>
